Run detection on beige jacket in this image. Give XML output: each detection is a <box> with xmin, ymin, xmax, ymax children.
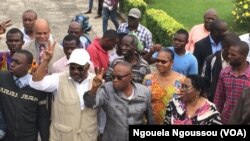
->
<box><xmin>50</xmin><ymin>72</ymin><xmax>98</xmax><ymax>141</ymax></box>
<box><xmin>22</xmin><ymin>40</ymin><xmax>65</xmax><ymax>74</ymax></box>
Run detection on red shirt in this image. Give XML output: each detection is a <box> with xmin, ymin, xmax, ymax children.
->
<box><xmin>214</xmin><ymin>65</ymin><xmax>250</xmax><ymax>124</ymax></box>
<box><xmin>87</xmin><ymin>38</ymin><xmax>109</xmax><ymax>71</ymax></box>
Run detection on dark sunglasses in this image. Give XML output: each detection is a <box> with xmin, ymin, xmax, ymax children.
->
<box><xmin>111</xmin><ymin>74</ymin><xmax>131</xmax><ymax>81</ymax></box>
<box><xmin>70</xmin><ymin>65</ymin><xmax>86</xmax><ymax>72</ymax></box>
<box><xmin>156</xmin><ymin>59</ymin><xmax>169</xmax><ymax>64</ymax></box>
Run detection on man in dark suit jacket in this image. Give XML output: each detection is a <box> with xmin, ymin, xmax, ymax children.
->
<box><xmin>201</xmin><ymin>33</ymin><xmax>241</xmax><ymax>102</ymax></box>
<box><xmin>193</xmin><ymin>19</ymin><xmax>228</xmax><ymax>74</ymax></box>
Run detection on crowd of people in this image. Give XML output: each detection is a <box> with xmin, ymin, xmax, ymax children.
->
<box><xmin>0</xmin><ymin>1</ymin><xmax>250</xmax><ymax>141</ymax></box>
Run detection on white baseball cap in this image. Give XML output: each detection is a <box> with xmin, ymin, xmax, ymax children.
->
<box><xmin>68</xmin><ymin>49</ymin><xmax>90</xmax><ymax>66</ymax></box>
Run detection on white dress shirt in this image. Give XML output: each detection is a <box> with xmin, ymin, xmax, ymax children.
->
<box><xmin>29</xmin><ymin>72</ymin><xmax>95</xmax><ymax>110</ymax></box>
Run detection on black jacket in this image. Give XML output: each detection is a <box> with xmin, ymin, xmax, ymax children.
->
<box><xmin>0</xmin><ymin>72</ymin><xmax>50</xmax><ymax>141</ymax></box>
<box><xmin>193</xmin><ymin>36</ymin><xmax>213</xmax><ymax>74</ymax></box>
<box><xmin>201</xmin><ymin>51</ymin><xmax>222</xmax><ymax>102</ymax></box>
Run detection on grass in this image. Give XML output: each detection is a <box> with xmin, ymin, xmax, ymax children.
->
<box><xmin>146</xmin><ymin>0</ymin><xmax>246</xmax><ymax>35</ymax></box>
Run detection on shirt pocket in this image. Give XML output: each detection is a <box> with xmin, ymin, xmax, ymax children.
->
<box><xmin>107</xmin><ymin>104</ymin><xmax>124</xmax><ymax>117</ymax></box>
<box><xmin>130</xmin><ymin>104</ymin><xmax>147</xmax><ymax>120</ymax></box>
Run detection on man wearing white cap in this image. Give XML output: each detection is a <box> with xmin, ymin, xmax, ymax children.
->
<box><xmin>117</xmin><ymin>8</ymin><xmax>153</xmax><ymax>53</ymax></box>
<box><xmin>29</xmin><ymin>43</ymin><xmax>98</xmax><ymax>141</ymax></box>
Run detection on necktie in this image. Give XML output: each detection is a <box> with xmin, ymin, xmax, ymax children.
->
<box><xmin>15</xmin><ymin>79</ymin><xmax>22</xmax><ymax>88</ymax></box>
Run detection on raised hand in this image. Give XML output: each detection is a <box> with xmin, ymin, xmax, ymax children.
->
<box><xmin>0</xmin><ymin>20</ymin><xmax>12</xmax><ymax>34</ymax></box>
<box><xmin>90</xmin><ymin>68</ymin><xmax>105</xmax><ymax>95</ymax></box>
<box><xmin>42</xmin><ymin>41</ymin><xmax>56</xmax><ymax>62</ymax></box>
<box><xmin>150</xmin><ymin>44</ymin><xmax>162</xmax><ymax>53</ymax></box>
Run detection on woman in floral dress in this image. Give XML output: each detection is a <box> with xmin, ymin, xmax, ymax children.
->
<box><xmin>143</xmin><ymin>48</ymin><xmax>184</xmax><ymax>124</ymax></box>
<box><xmin>164</xmin><ymin>75</ymin><xmax>222</xmax><ymax>125</ymax></box>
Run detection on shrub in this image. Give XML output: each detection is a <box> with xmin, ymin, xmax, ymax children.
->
<box><xmin>146</xmin><ymin>9</ymin><xmax>185</xmax><ymax>46</ymax></box>
<box><xmin>232</xmin><ymin>0</ymin><xmax>250</xmax><ymax>24</ymax></box>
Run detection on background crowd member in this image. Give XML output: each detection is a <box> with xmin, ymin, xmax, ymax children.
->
<box><xmin>152</xmin><ymin>29</ymin><xmax>198</xmax><ymax>75</ymax></box>
<box><xmin>87</xmin><ymin>29</ymin><xmax>118</xmax><ymax>73</ymax></box>
<box><xmin>22</xmin><ymin>18</ymin><xmax>64</xmax><ymax>74</ymax></box>
<box><xmin>229</xmin><ymin>87</ymin><xmax>250</xmax><ymax>124</ymax></box>
<box><xmin>214</xmin><ymin>41</ymin><xmax>250</xmax><ymax>124</ymax></box>
<box><xmin>96</xmin><ymin>0</ymin><xmax>104</xmax><ymax>18</ymax></box>
<box><xmin>21</xmin><ymin>9</ymin><xmax>37</xmax><ymax>43</ymax></box>
<box><xmin>0</xmin><ymin>28</ymin><xmax>24</xmax><ymax>71</ymax></box>
<box><xmin>115</xmin><ymin>32</ymin><xmax>128</xmax><ymax>56</ymax></box>
<box><xmin>164</xmin><ymin>75</ymin><xmax>221</xmax><ymax>125</ymax></box>
<box><xmin>30</xmin><ymin>45</ymin><xmax>98</xmax><ymax>141</ymax></box>
<box><xmin>0</xmin><ymin>50</ymin><xmax>50</xmax><ymax>141</ymax></box>
<box><xmin>185</xmin><ymin>8</ymin><xmax>218</xmax><ymax>53</ymax></box>
<box><xmin>143</xmin><ymin>48</ymin><xmax>184</xmax><ymax>124</ymax></box>
<box><xmin>71</xmin><ymin>14</ymin><xmax>92</xmax><ymax>49</ymax></box>
<box><xmin>84</xmin><ymin>0</ymin><xmax>93</xmax><ymax>14</ymax></box>
<box><xmin>52</xmin><ymin>34</ymin><xmax>94</xmax><ymax>74</ymax></box>
<box><xmin>201</xmin><ymin>33</ymin><xmax>241</xmax><ymax>102</ymax></box>
<box><xmin>193</xmin><ymin>19</ymin><xmax>228</xmax><ymax>74</ymax></box>
<box><xmin>21</xmin><ymin>10</ymin><xmax>53</xmax><ymax>44</ymax></box>
<box><xmin>117</xmin><ymin>8</ymin><xmax>153</xmax><ymax>54</ymax></box>
<box><xmin>106</xmin><ymin>34</ymin><xmax>150</xmax><ymax>83</ymax></box>
<box><xmin>102</xmin><ymin>0</ymin><xmax>119</xmax><ymax>33</ymax></box>
<box><xmin>67</xmin><ymin>21</ymin><xmax>91</xmax><ymax>49</ymax></box>
<box><xmin>84</xmin><ymin>61</ymin><xmax>154</xmax><ymax>141</ymax></box>
<box><xmin>239</xmin><ymin>31</ymin><xmax>250</xmax><ymax>59</ymax></box>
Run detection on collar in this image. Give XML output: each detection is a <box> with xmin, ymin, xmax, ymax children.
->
<box><xmin>209</xmin><ymin>35</ymin><xmax>216</xmax><ymax>45</ymax></box>
<box><xmin>209</xmin><ymin>35</ymin><xmax>221</xmax><ymax>46</ymax></box>
<box><xmin>224</xmin><ymin>64</ymin><xmax>250</xmax><ymax>78</ymax></box>
<box><xmin>126</xmin><ymin>23</ymin><xmax>143</xmax><ymax>33</ymax></box>
<box><xmin>13</xmin><ymin>73</ymin><xmax>32</xmax><ymax>86</ymax></box>
<box><xmin>220</xmin><ymin>50</ymin><xmax>225</xmax><ymax>62</ymax></box>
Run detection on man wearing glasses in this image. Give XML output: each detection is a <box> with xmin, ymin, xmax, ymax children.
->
<box><xmin>84</xmin><ymin>61</ymin><xmax>154</xmax><ymax>141</ymax></box>
<box><xmin>29</xmin><ymin>46</ymin><xmax>98</xmax><ymax>141</ymax></box>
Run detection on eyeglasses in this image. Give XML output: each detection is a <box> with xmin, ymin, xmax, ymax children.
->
<box><xmin>69</xmin><ymin>65</ymin><xmax>87</xmax><ymax>72</ymax></box>
<box><xmin>156</xmin><ymin>59</ymin><xmax>169</xmax><ymax>64</ymax></box>
<box><xmin>180</xmin><ymin>84</ymin><xmax>193</xmax><ymax>91</ymax></box>
<box><xmin>111</xmin><ymin>74</ymin><xmax>131</xmax><ymax>81</ymax></box>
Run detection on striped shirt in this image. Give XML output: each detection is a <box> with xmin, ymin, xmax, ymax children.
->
<box><xmin>214</xmin><ymin>65</ymin><xmax>250</xmax><ymax>124</ymax></box>
<box><xmin>117</xmin><ymin>23</ymin><xmax>153</xmax><ymax>51</ymax></box>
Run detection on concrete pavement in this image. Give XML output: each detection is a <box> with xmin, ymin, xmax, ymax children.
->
<box><xmin>0</xmin><ymin>0</ymin><xmax>121</xmax><ymax>51</ymax></box>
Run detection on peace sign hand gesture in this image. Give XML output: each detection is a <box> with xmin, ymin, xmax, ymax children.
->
<box><xmin>0</xmin><ymin>20</ymin><xmax>12</xmax><ymax>34</ymax></box>
<box><xmin>42</xmin><ymin>41</ymin><xmax>56</xmax><ymax>63</ymax></box>
<box><xmin>90</xmin><ymin>68</ymin><xmax>105</xmax><ymax>95</ymax></box>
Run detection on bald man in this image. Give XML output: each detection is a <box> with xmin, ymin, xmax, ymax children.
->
<box><xmin>22</xmin><ymin>18</ymin><xmax>64</xmax><ymax>74</ymax></box>
<box><xmin>186</xmin><ymin>8</ymin><xmax>218</xmax><ymax>53</ymax></box>
<box><xmin>68</xmin><ymin>21</ymin><xmax>91</xmax><ymax>49</ymax></box>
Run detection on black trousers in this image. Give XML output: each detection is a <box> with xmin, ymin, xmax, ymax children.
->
<box><xmin>97</xmin><ymin>0</ymin><xmax>103</xmax><ymax>15</ymax></box>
